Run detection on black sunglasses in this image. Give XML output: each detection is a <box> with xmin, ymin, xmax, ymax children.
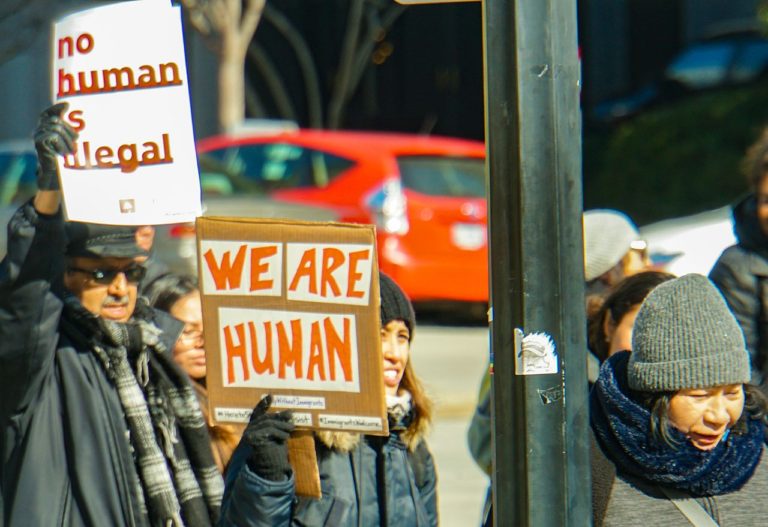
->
<box><xmin>67</xmin><ymin>265</ymin><xmax>147</xmax><ymax>285</ymax></box>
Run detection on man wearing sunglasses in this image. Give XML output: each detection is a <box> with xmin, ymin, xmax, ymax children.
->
<box><xmin>62</xmin><ymin>221</ymin><xmax>149</xmax><ymax>323</ymax></box>
<box><xmin>0</xmin><ymin>104</ymin><xmax>223</xmax><ymax>527</ymax></box>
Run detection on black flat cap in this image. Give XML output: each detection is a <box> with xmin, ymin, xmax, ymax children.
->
<box><xmin>65</xmin><ymin>222</ymin><xmax>149</xmax><ymax>259</ymax></box>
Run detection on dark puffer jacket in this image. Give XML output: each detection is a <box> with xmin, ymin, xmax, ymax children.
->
<box><xmin>0</xmin><ymin>203</ymin><xmax>182</xmax><ymax>526</ymax></box>
<box><xmin>220</xmin><ymin>420</ymin><xmax>438</xmax><ymax>526</ymax></box>
<box><xmin>710</xmin><ymin>194</ymin><xmax>768</xmax><ymax>386</ymax></box>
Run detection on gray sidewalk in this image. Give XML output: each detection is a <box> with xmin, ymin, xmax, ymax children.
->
<box><xmin>411</xmin><ymin>325</ymin><xmax>490</xmax><ymax>527</ymax></box>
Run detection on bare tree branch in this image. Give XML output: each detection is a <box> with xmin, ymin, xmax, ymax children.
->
<box><xmin>180</xmin><ymin>0</ymin><xmax>266</xmax><ymax>131</ymax></box>
<box><xmin>247</xmin><ymin>42</ymin><xmax>297</xmax><ymax>121</ymax></box>
<box><xmin>239</xmin><ymin>0</ymin><xmax>266</xmax><ymax>54</ymax></box>
<box><xmin>328</xmin><ymin>0</ymin><xmax>366</xmax><ymax>129</ymax></box>
<box><xmin>263</xmin><ymin>4</ymin><xmax>323</xmax><ymax>127</ymax></box>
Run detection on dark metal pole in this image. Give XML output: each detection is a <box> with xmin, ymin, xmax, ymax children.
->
<box><xmin>483</xmin><ymin>0</ymin><xmax>591</xmax><ymax>525</ymax></box>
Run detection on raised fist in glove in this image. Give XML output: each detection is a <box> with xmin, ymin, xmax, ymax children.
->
<box><xmin>34</xmin><ymin>102</ymin><xmax>78</xmax><ymax>191</ymax></box>
<box><xmin>244</xmin><ymin>395</ymin><xmax>295</xmax><ymax>481</ymax></box>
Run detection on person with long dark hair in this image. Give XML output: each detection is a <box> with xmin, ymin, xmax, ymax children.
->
<box><xmin>587</xmin><ymin>270</ymin><xmax>675</xmax><ymax>364</ymax></box>
<box><xmin>145</xmin><ymin>273</ymin><xmax>241</xmax><ymax>474</ymax></box>
<box><xmin>219</xmin><ymin>272</ymin><xmax>438</xmax><ymax>526</ymax></box>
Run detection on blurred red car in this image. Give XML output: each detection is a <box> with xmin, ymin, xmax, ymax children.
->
<box><xmin>196</xmin><ymin>126</ymin><xmax>488</xmax><ymax>305</ymax></box>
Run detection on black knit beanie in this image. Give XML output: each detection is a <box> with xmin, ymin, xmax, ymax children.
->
<box><xmin>379</xmin><ymin>272</ymin><xmax>416</xmax><ymax>340</ymax></box>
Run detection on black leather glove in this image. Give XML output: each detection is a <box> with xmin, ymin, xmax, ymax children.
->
<box><xmin>34</xmin><ymin>102</ymin><xmax>78</xmax><ymax>191</ymax></box>
<box><xmin>244</xmin><ymin>395</ymin><xmax>295</xmax><ymax>481</ymax></box>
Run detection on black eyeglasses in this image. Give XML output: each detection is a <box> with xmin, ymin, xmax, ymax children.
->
<box><xmin>67</xmin><ymin>265</ymin><xmax>147</xmax><ymax>285</ymax></box>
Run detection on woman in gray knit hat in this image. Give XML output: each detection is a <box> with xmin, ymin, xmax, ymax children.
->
<box><xmin>591</xmin><ymin>273</ymin><xmax>768</xmax><ymax>526</ymax></box>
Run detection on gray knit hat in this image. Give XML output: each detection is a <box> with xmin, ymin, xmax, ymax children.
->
<box><xmin>628</xmin><ymin>273</ymin><xmax>750</xmax><ymax>392</ymax></box>
<box><xmin>583</xmin><ymin>209</ymin><xmax>640</xmax><ymax>281</ymax></box>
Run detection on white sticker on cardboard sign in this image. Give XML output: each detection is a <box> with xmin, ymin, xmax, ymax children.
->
<box><xmin>214</xmin><ymin>407</ymin><xmax>253</xmax><ymax>423</ymax></box>
<box><xmin>290</xmin><ymin>413</ymin><xmax>313</xmax><ymax>426</ymax></box>
<box><xmin>265</xmin><ymin>394</ymin><xmax>326</xmax><ymax>410</ymax></box>
<box><xmin>318</xmin><ymin>414</ymin><xmax>383</xmax><ymax>432</ymax></box>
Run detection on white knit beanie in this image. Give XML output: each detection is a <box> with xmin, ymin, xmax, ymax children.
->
<box><xmin>583</xmin><ymin>209</ymin><xmax>639</xmax><ymax>282</ymax></box>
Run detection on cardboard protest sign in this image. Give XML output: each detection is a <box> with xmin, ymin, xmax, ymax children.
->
<box><xmin>52</xmin><ymin>0</ymin><xmax>201</xmax><ymax>225</ymax></box>
<box><xmin>198</xmin><ymin>217</ymin><xmax>388</xmax><ymax>436</ymax></box>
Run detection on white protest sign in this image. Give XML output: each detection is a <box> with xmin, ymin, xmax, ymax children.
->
<box><xmin>52</xmin><ymin>0</ymin><xmax>201</xmax><ymax>225</ymax></box>
<box><xmin>218</xmin><ymin>307</ymin><xmax>360</xmax><ymax>392</ymax></box>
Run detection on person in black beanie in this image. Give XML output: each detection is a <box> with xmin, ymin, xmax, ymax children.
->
<box><xmin>220</xmin><ymin>272</ymin><xmax>438</xmax><ymax>527</ymax></box>
<box><xmin>0</xmin><ymin>103</ymin><xmax>223</xmax><ymax>526</ymax></box>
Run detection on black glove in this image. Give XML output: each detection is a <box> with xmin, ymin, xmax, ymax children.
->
<box><xmin>34</xmin><ymin>102</ymin><xmax>78</xmax><ymax>191</ymax></box>
<box><xmin>244</xmin><ymin>395</ymin><xmax>295</xmax><ymax>481</ymax></box>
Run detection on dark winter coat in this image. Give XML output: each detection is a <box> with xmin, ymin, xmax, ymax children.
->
<box><xmin>220</xmin><ymin>424</ymin><xmax>438</xmax><ymax>526</ymax></box>
<box><xmin>592</xmin><ymin>438</ymin><xmax>768</xmax><ymax>526</ymax></box>
<box><xmin>710</xmin><ymin>194</ymin><xmax>768</xmax><ymax>385</ymax></box>
<box><xmin>0</xmin><ymin>203</ymin><xmax>182</xmax><ymax>526</ymax></box>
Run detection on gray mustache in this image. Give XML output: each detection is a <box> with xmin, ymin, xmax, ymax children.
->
<box><xmin>102</xmin><ymin>294</ymin><xmax>129</xmax><ymax>307</ymax></box>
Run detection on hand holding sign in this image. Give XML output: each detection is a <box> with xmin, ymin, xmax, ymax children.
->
<box><xmin>244</xmin><ymin>395</ymin><xmax>295</xmax><ymax>482</ymax></box>
<box><xmin>34</xmin><ymin>103</ymin><xmax>78</xmax><ymax>191</ymax></box>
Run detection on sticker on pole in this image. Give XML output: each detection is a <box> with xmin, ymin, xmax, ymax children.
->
<box><xmin>514</xmin><ymin>330</ymin><xmax>558</xmax><ymax>375</ymax></box>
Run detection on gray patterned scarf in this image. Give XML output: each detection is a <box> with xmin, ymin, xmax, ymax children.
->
<box><xmin>61</xmin><ymin>296</ymin><xmax>223</xmax><ymax>526</ymax></box>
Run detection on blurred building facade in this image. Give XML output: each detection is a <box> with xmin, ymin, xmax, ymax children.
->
<box><xmin>0</xmin><ymin>0</ymin><xmax>761</xmax><ymax>143</ymax></box>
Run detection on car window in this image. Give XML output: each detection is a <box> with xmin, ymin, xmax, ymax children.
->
<box><xmin>731</xmin><ymin>40</ymin><xmax>768</xmax><ymax>83</ymax></box>
<box><xmin>198</xmin><ymin>143</ymin><xmax>354</xmax><ymax>195</ymax></box>
<box><xmin>0</xmin><ymin>150</ymin><xmax>37</xmax><ymax>205</ymax></box>
<box><xmin>397</xmin><ymin>156</ymin><xmax>485</xmax><ymax>198</ymax></box>
<box><xmin>665</xmin><ymin>42</ymin><xmax>736</xmax><ymax>89</ymax></box>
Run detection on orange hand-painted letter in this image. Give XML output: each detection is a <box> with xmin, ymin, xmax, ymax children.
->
<box><xmin>204</xmin><ymin>244</ymin><xmax>247</xmax><ymax>290</ymax></box>
<box><xmin>250</xmin><ymin>245</ymin><xmax>278</xmax><ymax>291</ymax></box>
<box><xmin>289</xmin><ymin>248</ymin><xmax>317</xmax><ymax>293</ymax></box>
<box><xmin>223</xmin><ymin>323</ymin><xmax>249</xmax><ymax>384</ymax></box>
<box><xmin>346</xmin><ymin>249</ymin><xmax>370</xmax><ymax>299</ymax></box>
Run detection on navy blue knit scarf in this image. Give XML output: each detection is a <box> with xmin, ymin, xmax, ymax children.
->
<box><xmin>591</xmin><ymin>352</ymin><xmax>765</xmax><ymax>496</ymax></box>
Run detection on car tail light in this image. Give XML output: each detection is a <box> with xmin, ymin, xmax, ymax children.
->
<box><xmin>366</xmin><ymin>179</ymin><xmax>409</xmax><ymax>235</ymax></box>
<box><xmin>169</xmin><ymin>223</ymin><xmax>196</xmax><ymax>238</ymax></box>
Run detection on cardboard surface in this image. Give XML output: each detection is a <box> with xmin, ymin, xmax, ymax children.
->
<box><xmin>198</xmin><ymin>217</ymin><xmax>388</xmax><ymax>435</ymax></box>
<box><xmin>287</xmin><ymin>431</ymin><xmax>321</xmax><ymax>498</ymax></box>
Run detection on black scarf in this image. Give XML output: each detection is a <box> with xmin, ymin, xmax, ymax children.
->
<box><xmin>60</xmin><ymin>295</ymin><xmax>223</xmax><ymax>526</ymax></box>
<box><xmin>591</xmin><ymin>352</ymin><xmax>765</xmax><ymax>496</ymax></box>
